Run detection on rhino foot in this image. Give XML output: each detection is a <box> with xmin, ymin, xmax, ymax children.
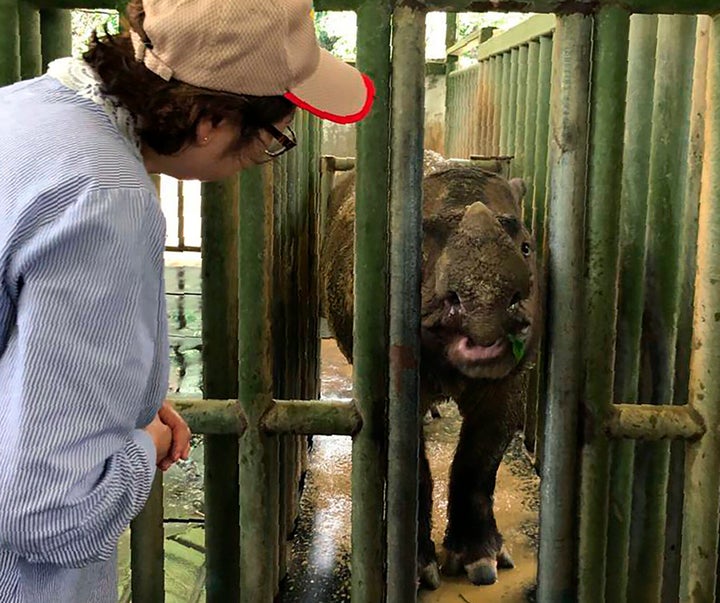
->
<box><xmin>418</xmin><ymin>559</ymin><xmax>441</xmax><ymax>590</ymax></box>
<box><xmin>442</xmin><ymin>545</ymin><xmax>515</xmax><ymax>585</ymax></box>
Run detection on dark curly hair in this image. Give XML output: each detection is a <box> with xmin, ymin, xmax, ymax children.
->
<box><xmin>82</xmin><ymin>0</ymin><xmax>294</xmax><ymax>156</ymax></box>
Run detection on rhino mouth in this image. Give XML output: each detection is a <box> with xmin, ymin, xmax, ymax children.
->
<box><xmin>447</xmin><ymin>335</ymin><xmax>508</xmax><ymax>364</ymax></box>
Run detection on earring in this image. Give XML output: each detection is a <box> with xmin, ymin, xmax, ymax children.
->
<box><xmin>201</xmin><ymin>136</ymin><xmax>209</xmax><ymax>145</ymax></box>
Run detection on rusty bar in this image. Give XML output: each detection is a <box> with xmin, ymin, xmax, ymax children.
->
<box><xmin>536</xmin><ymin>14</ymin><xmax>591</xmax><ymax>603</ymax></box>
<box><xmin>605</xmin><ymin>15</ymin><xmax>657</xmax><ymax>603</ymax></box>
<box><xmin>605</xmin><ymin>404</ymin><xmax>706</xmax><ymax>441</ymax></box>
<box><xmin>679</xmin><ymin>13</ymin><xmax>720</xmax><ymax>603</ymax></box>
<box><xmin>578</xmin><ymin>7</ymin><xmax>630</xmax><ymax>601</ymax></box>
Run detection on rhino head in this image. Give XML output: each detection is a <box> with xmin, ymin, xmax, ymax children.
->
<box><xmin>420</xmin><ymin>166</ymin><xmax>539</xmax><ymax>381</ymax></box>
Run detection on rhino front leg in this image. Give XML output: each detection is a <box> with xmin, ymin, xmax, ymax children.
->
<box><xmin>442</xmin><ymin>411</ymin><xmax>516</xmax><ymax>585</ymax></box>
<box><xmin>417</xmin><ymin>430</ymin><xmax>441</xmax><ymax>589</ymax></box>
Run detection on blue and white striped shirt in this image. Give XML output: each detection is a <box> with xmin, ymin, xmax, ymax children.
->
<box><xmin>0</xmin><ymin>75</ymin><xmax>169</xmax><ymax>601</ymax></box>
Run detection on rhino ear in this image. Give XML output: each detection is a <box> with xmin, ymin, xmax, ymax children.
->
<box><xmin>509</xmin><ymin>178</ymin><xmax>526</xmax><ymax>204</ymax></box>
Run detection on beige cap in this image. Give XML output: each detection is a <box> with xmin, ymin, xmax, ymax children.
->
<box><xmin>130</xmin><ymin>0</ymin><xmax>374</xmax><ymax>124</ymax></box>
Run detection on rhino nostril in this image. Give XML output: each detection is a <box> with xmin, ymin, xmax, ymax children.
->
<box><xmin>446</xmin><ymin>291</ymin><xmax>461</xmax><ymax>308</ymax></box>
<box><xmin>508</xmin><ymin>292</ymin><xmax>523</xmax><ymax>308</ymax></box>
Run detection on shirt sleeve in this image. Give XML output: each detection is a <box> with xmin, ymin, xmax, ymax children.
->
<box><xmin>0</xmin><ymin>186</ymin><xmax>167</xmax><ymax>568</ymax></box>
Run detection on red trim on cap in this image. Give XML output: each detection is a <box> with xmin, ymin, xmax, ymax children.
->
<box><xmin>284</xmin><ymin>74</ymin><xmax>375</xmax><ymax>124</ymax></box>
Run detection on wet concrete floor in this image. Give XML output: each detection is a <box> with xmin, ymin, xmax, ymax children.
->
<box><xmin>280</xmin><ymin>339</ymin><xmax>539</xmax><ymax>603</ymax></box>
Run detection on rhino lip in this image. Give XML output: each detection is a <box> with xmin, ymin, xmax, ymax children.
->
<box><xmin>450</xmin><ymin>335</ymin><xmax>507</xmax><ymax>364</ymax></box>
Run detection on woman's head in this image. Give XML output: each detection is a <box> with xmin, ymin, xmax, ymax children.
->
<box><xmin>83</xmin><ymin>0</ymin><xmax>374</xmax><ymax>180</ymax></box>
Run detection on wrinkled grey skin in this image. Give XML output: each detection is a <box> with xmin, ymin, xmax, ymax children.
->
<box><xmin>321</xmin><ymin>151</ymin><xmax>541</xmax><ymax>589</ymax></box>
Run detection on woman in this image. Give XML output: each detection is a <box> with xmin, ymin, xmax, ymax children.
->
<box><xmin>0</xmin><ymin>0</ymin><xmax>374</xmax><ymax>600</ymax></box>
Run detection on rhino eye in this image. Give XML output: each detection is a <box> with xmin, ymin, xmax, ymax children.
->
<box><xmin>521</xmin><ymin>242</ymin><xmax>531</xmax><ymax>256</ymax></box>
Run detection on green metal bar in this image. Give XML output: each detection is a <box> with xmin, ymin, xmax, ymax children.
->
<box><xmin>352</xmin><ymin>1</ymin><xmax>391</xmax><ymax>601</ymax></box>
<box><xmin>169</xmin><ymin>398</ymin><xmax>246</xmax><ymax>435</ymax></box>
<box><xmin>578</xmin><ymin>8</ymin><xmax>629</xmax><ymax>602</ymax></box>
<box><xmin>679</xmin><ymin>18</ymin><xmax>720</xmax><ymax>602</ymax></box>
<box><xmin>530</xmin><ymin>34</ymin><xmax>553</xmax><ymax>471</ymax></box>
<box><xmin>39</xmin><ymin>8</ymin><xmax>70</xmax><ymax>70</ymax></box>
<box><xmin>499</xmin><ymin>52</ymin><xmax>511</xmax><ymax>155</ymax></box>
<box><xmin>477</xmin><ymin>14</ymin><xmax>556</xmax><ymax>60</ymax></box>
<box><xmin>130</xmin><ymin>472</ymin><xmax>164</xmax><ymax>603</ymax></box>
<box><xmin>629</xmin><ymin>16</ymin><xmax>696</xmax><ymax>603</ymax></box>
<box><xmin>507</xmin><ymin>47</ymin><xmax>518</xmax><ymax>159</ymax></box>
<box><xmin>664</xmin><ymin>16</ymin><xmax>710</xmax><ymax>603</ymax></box>
<box><xmin>513</xmin><ymin>44</ymin><xmax>528</xmax><ymax>178</ymax></box>
<box><xmin>605</xmin><ymin>405</ymin><xmax>705</xmax><ymax>441</ymax></box>
<box><xmin>200</xmin><ymin>176</ymin><xmax>241</xmax><ymax>603</ymax></box>
<box><xmin>445</xmin><ymin>11</ymin><xmax>457</xmax><ymax>75</ymax></box>
<box><xmin>263</xmin><ymin>400</ymin><xmax>362</xmax><ymax>435</ymax></box>
<box><xmin>477</xmin><ymin>61</ymin><xmax>488</xmax><ymax>153</ymax></box>
<box><xmin>0</xmin><ymin>0</ymin><xmax>20</xmax><ymax>86</ymax></box>
<box><xmin>387</xmin><ymin>4</ymin><xmax>424</xmax><ymax>600</ymax></box>
<box><xmin>237</xmin><ymin>165</ymin><xmax>278</xmax><ymax>603</ymax></box>
<box><xmin>492</xmin><ymin>55</ymin><xmax>502</xmax><ymax>155</ymax></box>
<box><xmin>605</xmin><ymin>15</ymin><xmax>657</xmax><ymax>603</ymax></box>
<box><xmin>313</xmin><ymin>0</ymin><xmax>720</xmax><ymax>14</ymax></box>
<box><xmin>537</xmin><ymin>15</ymin><xmax>591</xmax><ymax>603</ymax></box>
<box><xmin>19</xmin><ymin>2</ymin><xmax>41</xmax><ymax>79</ymax></box>
<box><xmin>521</xmin><ymin>40</ymin><xmax>540</xmax><ymax>228</ymax></box>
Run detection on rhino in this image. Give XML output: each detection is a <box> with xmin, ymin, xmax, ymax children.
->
<box><xmin>320</xmin><ymin>150</ymin><xmax>541</xmax><ymax>589</ymax></box>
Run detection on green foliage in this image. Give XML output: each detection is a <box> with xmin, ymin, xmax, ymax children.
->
<box><xmin>71</xmin><ymin>9</ymin><xmax>119</xmax><ymax>57</ymax></box>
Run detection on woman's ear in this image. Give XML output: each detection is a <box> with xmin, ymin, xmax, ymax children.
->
<box><xmin>195</xmin><ymin>117</ymin><xmax>220</xmax><ymax>146</ymax></box>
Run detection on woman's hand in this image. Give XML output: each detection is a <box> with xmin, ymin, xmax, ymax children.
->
<box><xmin>156</xmin><ymin>401</ymin><xmax>192</xmax><ymax>471</ymax></box>
<box><xmin>144</xmin><ymin>414</ymin><xmax>172</xmax><ymax>465</ymax></box>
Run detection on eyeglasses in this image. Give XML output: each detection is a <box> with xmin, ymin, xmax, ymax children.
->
<box><xmin>264</xmin><ymin>124</ymin><xmax>297</xmax><ymax>158</ymax></box>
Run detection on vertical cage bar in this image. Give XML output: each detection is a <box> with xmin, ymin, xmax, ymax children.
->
<box><xmin>39</xmin><ymin>8</ymin><xmax>70</xmax><ymax>70</ymax></box>
<box><xmin>237</xmin><ymin>166</ymin><xmax>278</xmax><ymax>603</ymax></box>
<box><xmin>663</xmin><ymin>17</ymin><xmax>710</xmax><ymax>603</ymax></box>
<box><xmin>513</xmin><ymin>44</ymin><xmax>528</xmax><ymax>178</ymax></box>
<box><xmin>679</xmin><ymin>15</ymin><xmax>720</xmax><ymax>603</ymax></box>
<box><xmin>500</xmin><ymin>52</ymin><xmax>511</xmax><ymax>155</ymax></box>
<box><xmin>177</xmin><ymin>181</ymin><xmax>185</xmax><ymax>250</ymax></box>
<box><xmin>477</xmin><ymin>61</ymin><xmax>488</xmax><ymax>154</ymax></box>
<box><xmin>521</xmin><ymin>39</ymin><xmax>541</xmax><ymax>456</ymax></box>
<box><xmin>629</xmin><ymin>16</ymin><xmax>696</xmax><ymax>603</ymax></box>
<box><xmin>201</xmin><ymin>176</ymin><xmax>241</xmax><ymax>603</ymax></box>
<box><xmin>578</xmin><ymin>8</ymin><xmax>630</xmax><ymax>602</ymax></box>
<box><xmin>386</xmin><ymin>6</ymin><xmax>424</xmax><ymax>600</ymax></box>
<box><xmin>605</xmin><ymin>15</ymin><xmax>657</xmax><ymax>603</ymax></box>
<box><xmin>352</xmin><ymin>1</ymin><xmax>391</xmax><ymax>601</ymax></box>
<box><xmin>537</xmin><ymin>15</ymin><xmax>591</xmax><ymax>603</ymax></box>
<box><xmin>493</xmin><ymin>55</ymin><xmax>502</xmax><ymax>155</ymax></box>
<box><xmin>0</xmin><ymin>0</ymin><xmax>20</xmax><ymax>86</ymax></box>
<box><xmin>531</xmin><ymin>33</ymin><xmax>553</xmax><ymax>471</ymax></box>
<box><xmin>507</xmin><ymin>47</ymin><xmax>519</xmax><ymax>159</ymax></box>
<box><xmin>130</xmin><ymin>473</ymin><xmax>165</xmax><ymax>603</ymax></box>
<box><xmin>522</xmin><ymin>40</ymin><xmax>540</xmax><ymax>226</ymax></box>
<box><xmin>19</xmin><ymin>2</ymin><xmax>40</xmax><ymax>80</ymax></box>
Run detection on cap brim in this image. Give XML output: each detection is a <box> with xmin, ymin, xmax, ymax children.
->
<box><xmin>285</xmin><ymin>49</ymin><xmax>375</xmax><ymax>124</ymax></box>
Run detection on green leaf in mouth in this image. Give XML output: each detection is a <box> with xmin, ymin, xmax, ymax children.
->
<box><xmin>508</xmin><ymin>335</ymin><xmax>525</xmax><ymax>362</ymax></box>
